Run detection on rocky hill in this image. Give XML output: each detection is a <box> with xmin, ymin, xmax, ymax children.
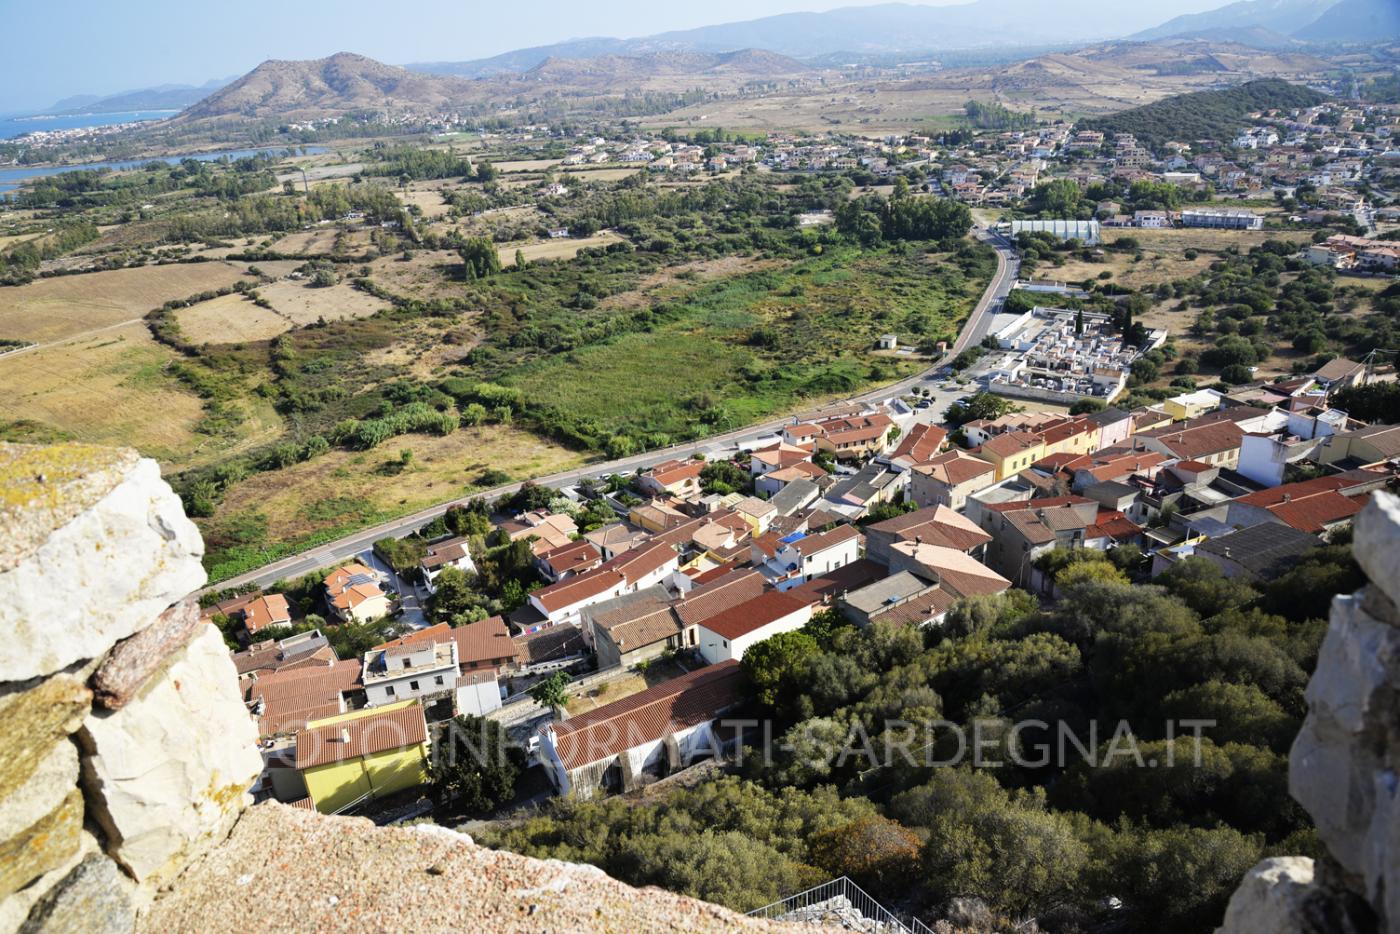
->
<box><xmin>173</xmin><ymin>52</ymin><xmax>480</xmax><ymax>123</ymax></box>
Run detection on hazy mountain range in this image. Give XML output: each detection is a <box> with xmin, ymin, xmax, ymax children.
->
<box><xmin>36</xmin><ymin>0</ymin><xmax>1399</xmax><ymax>119</ymax></box>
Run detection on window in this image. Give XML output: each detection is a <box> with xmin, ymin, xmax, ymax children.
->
<box><xmin>409</xmin><ymin>680</ymin><xmax>419</xmax><ymax>691</ymax></box>
<box><xmin>722</xmin><ymin>639</ymin><xmax>728</xmax><ymax>647</ymax></box>
<box><xmin>401</xmin><ymin>659</ymin><xmax>412</xmax><ymax>669</ymax></box>
<box><xmin>434</xmin><ymin>675</ymin><xmax>444</xmax><ymax>686</ymax></box>
<box><xmin>385</xmin><ymin>685</ymin><xmax>395</xmax><ymax>697</ymax></box>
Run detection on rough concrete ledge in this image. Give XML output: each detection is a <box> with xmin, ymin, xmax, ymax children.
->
<box><xmin>140</xmin><ymin>803</ymin><xmax>820</xmax><ymax>933</ymax></box>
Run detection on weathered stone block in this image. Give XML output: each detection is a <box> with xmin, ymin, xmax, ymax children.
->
<box><xmin>0</xmin><ymin>790</ymin><xmax>83</xmax><ymax>899</ymax></box>
<box><xmin>1353</xmin><ymin>491</ymin><xmax>1400</xmax><ymax>612</ymax></box>
<box><xmin>1214</xmin><ymin>857</ymin><xmax>1371</xmax><ymax>934</ymax></box>
<box><xmin>0</xmin><ymin>739</ymin><xmax>78</xmax><ymax>845</ymax></box>
<box><xmin>0</xmin><ymin>674</ymin><xmax>90</xmax><ymax>809</ymax></box>
<box><xmin>1289</xmin><ymin>592</ymin><xmax>1400</xmax><ymax>918</ymax></box>
<box><xmin>0</xmin><ymin>444</ymin><xmax>205</xmax><ymax>681</ymax></box>
<box><xmin>79</xmin><ymin>624</ymin><xmax>260</xmax><ymax>885</ymax></box>
<box><xmin>19</xmin><ymin>854</ymin><xmax>135</xmax><ymax>934</ymax></box>
<box><xmin>91</xmin><ymin>600</ymin><xmax>202</xmax><ymax>710</ymax></box>
<box><xmin>0</xmin><ymin>830</ymin><xmax>98</xmax><ymax>933</ymax></box>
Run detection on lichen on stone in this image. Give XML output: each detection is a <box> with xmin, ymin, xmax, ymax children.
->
<box><xmin>0</xmin><ymin>443</ymin><xmax>139</xmax><ymax>572</ymax></box>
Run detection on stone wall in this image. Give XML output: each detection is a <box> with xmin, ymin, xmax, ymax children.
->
<box><xmin>0</xmin><ymin>443</ymin><xmax>813</xmax><ymax>933</ymax></box>
<box><xmin>0</xmin><ymin>443</ymin><xmax>261</xmax><ymax>931</ymax></box>
<box><xmin>1216</xmin><ymin>491</ymin><xmax>1400</xmax><ymax>934</ymax></box>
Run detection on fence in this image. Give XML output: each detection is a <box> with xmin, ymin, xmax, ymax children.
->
<box><xmin>747</xmin><ymin>876</ymin><xmax>935</xmax><ymax>933</ymax></box>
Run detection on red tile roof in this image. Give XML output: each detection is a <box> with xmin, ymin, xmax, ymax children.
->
<box><xmin>531</xmin><ymin>570</ymin><xmax>627</xmax><ymax>613</ymax></box>
<box><xmin>913</xmin><ymin>450</ymin><xmax>996</xmax><ymax>486</ymax></box>
<box><xmin>700</xmin><ymin>590</ymin><xmax>809</xmax><ymax>640</ymax></box>
<box><xmin>546</xmin><ymin>661</ymin><xmax>745</xmax><ymax>771</ymax></box>
<box><xmin>242</xmin><ymin>594</ymin><xmax>292</xmax><ymax>634</ymax></box>
<box><xmin>978</xmin><ymin>430</ymin><xmax>1042</xmax><ymax>459</ymax></box>
<box><xmin>890</xmin><ymin>423</ymin><xmax>948</xmax><ymax>463</ymax></box>
<box><xmin>451</xmin><ymin>616</ymin><xmax>519</xmax><ymax>668</ymax></box>
<box><xmin>295</xmin><ymin>704</ymin><xmax>428</xmax><ymax>770</ymax></box>
<box><xmin>674</xmin><ymin>569</ymin><xmax>767</xmax><ymax>627</ymax></box>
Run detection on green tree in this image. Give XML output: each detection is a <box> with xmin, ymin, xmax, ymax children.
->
<box><xmin>742</xmin><ymin>629</ymin><xmax>820</xmax><ymax>708</ymax></box>
<box><xmin>458</xmin><ymin>237</ymin><xmax>502</xmax><ymax>280</ymax></box>
<box><xmin>429</xmin><ymin>714</ymin><xmax>524</xmax><ymax>816</ymax></box>
<box><xmin>529</xmin><ymin>671</ymin><xmax>572</xmax><ymax>716</ymax></box>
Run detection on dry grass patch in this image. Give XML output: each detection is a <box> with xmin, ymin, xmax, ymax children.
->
<box><xmin>499</xmin><ymin>231</ymin><xmax>625</xmax><ymax>265</ymax></box>
<box><xmin>0</xmin><ymin>261</ymin><xmax>247</xmax><ymax>344</ymax></box>
<box><xmin>398</xmin><ymin>183</ymin><xmax>454</xmax><ymax>220</ymax></box>
<box><xmin>267</xmin><ymin>228</ymin><xmax>341</xmax><ymax>255</ymax></box>
<box><xmin>204</xmin><ymin>424</ymin><xmax>587</xmax><ymax>550</ymax></box>
<box><xmin>558</xmin><ymin>167</ymin><xmax>644</xmax><ymax>183</ymax></box>
<box><xmin>0</xmin><ymin>322</ymin><xmax>205</xmax><ymax>461</ymax></box>
<box><xmin>366</xmin><ymin>251</ymin><xmax>465</xmax><ymax>301</ymax></box>
<box><xmin>177</xmin><ymin>293</ymin><xmax>292</xmax><ymax>343</ymax></box>
<box><xmin>256</xmin><ymin>279</ymin><xmax>389</xmax><ymax>327</ymax></box>
<box><xmin>494</xmin><ymin>159</ymin><xmax>561</xmax><ymax>173</ymax></box>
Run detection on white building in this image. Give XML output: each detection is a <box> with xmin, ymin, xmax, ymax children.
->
<box><xmin>362</xmin><ymin>640</ymin><xmax>459</xmax><ymax>707</ymax></box>
<box><xmin>755</xmin><ymin>524</ymin><xmax>861</xmax><ymax>592</ymax></box>
<box><xmin>696</xmin><ymin>591</ymin><xmax>814</xmax><ymax>664</ymax></box>
<box><xmin>419</xmin><ymin>536</ymin><xmax>476</xmax><ymax>594</ymax></box>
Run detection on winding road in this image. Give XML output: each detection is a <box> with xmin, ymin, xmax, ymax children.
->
<box><xmin>203</xmin><ymin>228</ymin><xmax>1019</xmax><ymax>594</ymax></box>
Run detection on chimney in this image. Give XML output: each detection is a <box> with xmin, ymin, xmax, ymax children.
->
<box><xmin>1283</xmin><ymin>493</ymin><xmax>1292</xmax><ymax>502</ymax></box>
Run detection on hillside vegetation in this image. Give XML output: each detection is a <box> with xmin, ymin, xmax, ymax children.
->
<box><xmin>1080</xmin><ymin>78</ymin><xmax>1326</xmax><ymax>152</ymax></box>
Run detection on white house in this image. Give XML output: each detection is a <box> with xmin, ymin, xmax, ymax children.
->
<box><xmin>536</xmin><ymin>661</ymin><xmax>745</xmax><ymax>798</ymax></box>
<box><xmin>419</xmin><ymin>536</ymin><xmax>476</xmax><ymax>594</ymax></box>
<box><xmin>361</xmin><ymin>640</ymin><xmax>459</xmax><ymax>707</ymax></box>
<box><xmin>696</xmin><ymin>591</ymin><xmax>814</xmax><ymax>664</ymax></box>
<box><xmin>755</xmin><ymin>524</ymin><xmax>861</xmax><ymax>591</ymax></box>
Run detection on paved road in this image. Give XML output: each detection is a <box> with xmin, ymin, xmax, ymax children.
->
<box><xmin>202</xmin><ymin>228</ymin><xmax>1019</xmax><ymax>594</ymax></box>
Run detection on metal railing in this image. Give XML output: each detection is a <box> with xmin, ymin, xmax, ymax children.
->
<box><xmin>747</xmin><ymin>876</ymin><xmax>932</xmax><ymax>933</ymax></box>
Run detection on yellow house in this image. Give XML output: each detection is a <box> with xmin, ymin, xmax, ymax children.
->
<box><xmin>1038</xmin><ymin>417</ymin><xmax>1099</xmax><ymax>458</ymax></box>
<box><xmin>295</xmin><ymin>701</ymin><xmax>430</xmax><ymax>814</ymax></box>
<box><xmin>1163</xmin><ymin>389</ymin><xmax>1225</xmax><ymax>423</ymax></box>
<box><xmin>972</xmin><ymin>430</ymin><xmax>1046</xmax><ymax>481</ymax></box>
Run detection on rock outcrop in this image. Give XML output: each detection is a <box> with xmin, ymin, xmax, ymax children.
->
<box><xmin>1217</xmin><ymin>491</ymin><xmax>1400</xmax><ymax>934</ymax></box>
<box><xmin>0</xmin><ymin>441</ymin><xmax>815</xmax><ymax>933</ymax></box>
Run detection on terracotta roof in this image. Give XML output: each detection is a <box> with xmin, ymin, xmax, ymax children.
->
<box><xmin>913</xmin><ymin>450</ymin><xmax>996</xmax><ymax>486</ymax></box>
<box><xmin>372</xmin><ymin>624</ymin><xmax>451</xmax><ymax>652</ymax></box>
<box><xmin>1139</xmin><ymin>419</ymin><xmax>1245</xmax><ymax>460</ymax></box>
<box><xmin>978</xmin><ymin>430</ymin><xmax>1042</xmax><ymax>459</ymax></box>
<box><xmin>700</xmin><ymin>590</ymin><xmax>809</xmax><ymax>640</ymax></box>
<box><xmin>420</xmin><ymin>537</ymin><xmax>471</xmax><ymax>571</ymax></box>
<box><xmin>1233</xmin><ymin>468</ymin><xmax>1389</xmax><ymax>532</ymax></box>
<box><xmin>1038</xmin><ymin>417</ymin><xmax>1095</xmax><ymax>446</ymax></box>
<box><xmin>1085</xmin><ymin>510</ymin><xmax>1142</xmax><ymax>541</ymax></box>
<box><xmin>243</xmin><ymin>594</ymin><xmax>291</xmax><ymax>634</ymax></box>
<box><xmin>247</xmin><ymin>659</ymin><xmax>364</xmax><ymax>737</ymax></box>
<box><xmin>539</xmin><ymin>539</ymin><xmax>602</xmax><ymax>576</ymax></box>
<box><xmin>513</xmin><ymin>624</ymin><xmax>586</xmax><ymax>665</ymax></box>
<box><xmin>1314</xmin><ymin>357</ymin><xmax>1364</xmax><ymax>381</ymax></box>
<box><xmin>605</xmin><ymin>539</ymin><xmax>679</xmax><ymax>581</ymax></box>
<box><xmin>890</xmin><ymin>542</ymin><xmax>1011</xmax><ymax>597</ymax></box>
<box><xmin>295</xmin><ymin>704</ymin><xmax>428</xmax><ymax>770</ymax></box>
<box><xmin>546</xmin><ymin>661</ymin><xmax>745</xmax><ymax>771</ymax></box>
<box><xmin>644</xmin><ymin>458</ymin><xmax>705</xmax><ymax>487</ymax></box>
<box><xmin>673</xmin><ymin>569</ymin><xmax>767</xmax><ymax>627</ymax></box>
<box><xmin>531</xmin><ymin>570</ymin><xmax>627</xmax><ymax>613</ymax></box>
<box><xmin>790</xmin><ymin>558</ymin><xmax>887</xmax><ymax>602</ymax></box>
<box><xmin>451</xmin><ymin>616</ymin><xmax>519</xmax><ymax>667</ymax></box>
<box><xmin>789</xmin><ymin>522</ymin><xmax>860</xmax><ymax>557</ymax></box>
<box><xmin>583</xmin><ymin>522</ymin><xmax>651</xmax><ymax>551</ymax></box>
<box><xmin>323</xmin><ymin>563</ymin><xmax>377</xmax><ymax>593</ymax></box>
<box><xmin>889</xmin><ymin>423</ymin><xmax>948</xmax><ymax>463</ymax></box>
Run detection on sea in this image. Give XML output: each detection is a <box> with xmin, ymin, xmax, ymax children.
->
<box><xmin>0</xmin><ymin>145</ymin><xmax>330</xmax><ymax>197</ymax></box>
<box><xmin>0</xmin><ymin>109</ymin><xmax>176</xmax><ymax>141</ymax></box>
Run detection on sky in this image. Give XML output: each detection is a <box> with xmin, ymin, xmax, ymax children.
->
<box><xmin>0</xmin><ymin>0</ymin><xmax>1220</xmax><ymax>114</ymax></box>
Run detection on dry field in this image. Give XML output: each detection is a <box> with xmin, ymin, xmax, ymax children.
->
<box><xmin>0</xmin><ymin>323</ymin><xmax>217</xmax><ymax>466</ymax></box>
<box><xmin>601</xmin><ymin>255</ymin><xmax>787</xmax><ymax>310</ymax></box>
<box><xmin>255</xmin><ymin>279</ymin><xmax>388</xmax><ymax>327</ymax></box>
<box><xmin>494</xmin><ymin>159</ymin><xmax>561</xmax><ymax>173</ymax></box>
<box><xmin>557</xmin><ymin>167</ymin><xmax>644</xmax><ymax>183</ymax></box>
<box><xmin>176</xmin><ymin>293</ymin><xmax>292</xmax><ymax>344</ymax></box>
<box><xmin>1045</xmin><ymin>229</ymin><xmax>1312</xmax><ymax>292</ymax></box>
<box><xmin>267</xmin><ymin>227</ymin><xmax>342</xmax><ymax>255</ymax></box>
<box><xmin>204</xmin><ymin>423</ymin><xmax>586</xmax><ymax>549</ymax></box>
<box><xmin>0</xmin><ymin>262</ymin><xmax>248</xmax><ymax>344</ymax></box>
<box><xmin>365</xmin><ymin>251</ymin><xmax>465</xmax><ymax>301</ymax></box>
<box><xmin>498</xmin><ymin>231</ymin><xmax>625</xmax><ymax>265</ymax></box>
<box><xmin>398</xmin><ymin>181</ymin><xmax>455</xmax><ymax>220</ymax></box>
